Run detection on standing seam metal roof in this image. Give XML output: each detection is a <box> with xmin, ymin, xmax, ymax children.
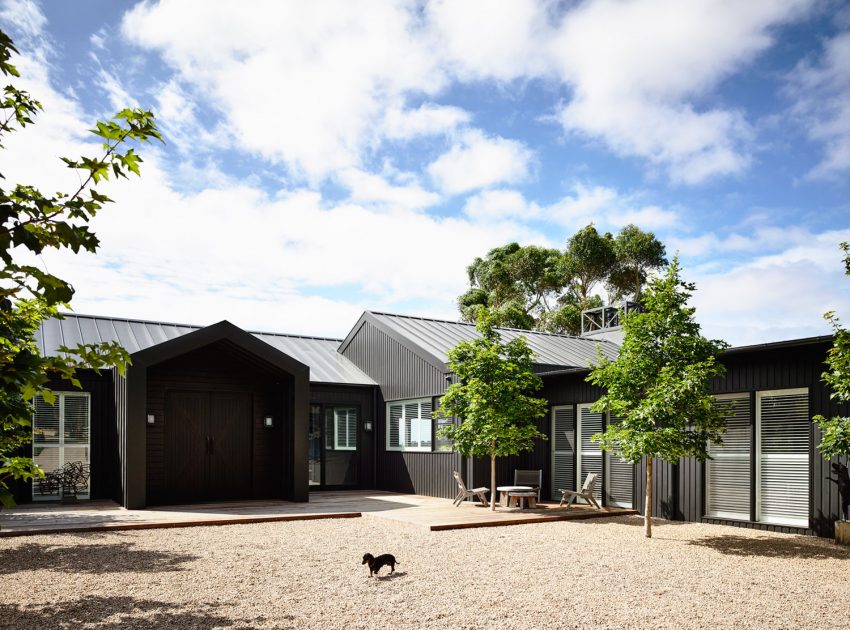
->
<box><xmin>367</xmin><ymin>311</ymin><xmax>619</xmax><ymax>368</ymax></box>
<box><xmin>36</xmin><ymin>314</ymin><xmax>377</xmax><ymax>386</ymax></box>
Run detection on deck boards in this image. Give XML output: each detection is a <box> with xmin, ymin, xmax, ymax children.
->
<box><xmin>0</xmin><ymin>491</ymin><xmax>636</xmax><ymax>537</ymax></box>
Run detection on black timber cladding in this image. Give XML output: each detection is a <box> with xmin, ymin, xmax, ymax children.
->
<box><xmin>539</xmin><ymin>337</ymin><xmax>845</xmax><ymax>538</ymax></box>
<box><xmin>12</xmin><ymin>369</ymin><xmax>121</xmax><ymax>504</ymax></box>
<box><xmin>340</xmin><ymin>315</ymin><xmax>448</xmax><ymax>401</ymax></box>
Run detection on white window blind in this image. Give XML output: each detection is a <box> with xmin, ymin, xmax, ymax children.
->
<box><xmin>757</xmin><ymin>389</ymin><xmax>810</xmax><ymax>527</ymax></box>
<box><xmin>705</xmin><ymin>393</ymin><xmax>751</xmax><ymax>520</ymax></box>
<box><xmin>550</xmin><ymin>406</ymin><xmax>575</xmax><ymax>501</ymax></box>
<box><xmin>577</xmin><ymin>404</ymin><xmax>603</xmax><ymax>503</ymax></box>
<box><xmin>333</xmin><ymin>407</ymin><xmax>357</xmax><ymax>451</ymax></box>
<box><xmin>32</xmin><ymin>392</ymin><xmax>90</xmax><ymax>500</ymax></box>
<box><xmin>386</xmin><ymin>399</ymin><xmax>432</xmax><ymax>451</ymax></box>
<box><xmin>605</xmin><ymin>415</ymin><xmax>634</xmax><ymax>508</ymax></box>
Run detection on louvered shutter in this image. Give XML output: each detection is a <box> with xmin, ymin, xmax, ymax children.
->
<box><xmin>757</xmin><ymin>389</ymin><xmax>810</xmax><ymax>527</ymax></box>
<box><xmin>550</xmin><ymin>406</ymin><xmax>575</xmax><ymax>500</ymax></box>
<box><xmin>404</xmin><ymin>403</ymin><xmax>417</xmax><ymax>448</ymax></box>
<box><xmin>388</xmin><ymin>404</ymin><xmax>402</xmax><ymax>449</ymax></box>
<box><xmin>577</xmin><ymin>404</ymin><xmax>603</xmax><ymax>503</ymax></box>
<box><xmin>705</xmin><ymin>394</ymin><xmax>751</xmax><ymax>520</ymax></box>
<box><xmin>32</xmin><ymin>392</ymin><xmax>90</xmax><ymax>500</ymax></box>
<box><xmin>32</xmin><ymin>394</ymin><xmax>61</xmax><ymax>498</ymax></box>
<box><xmin>346</xmin><ymin>408</ymin><xmax>357</xmax><ymax>450</ymax></box>
<box><xmin>325</xmin><ymin>408</ymin><xmax>334</xmax><ymax>450</ymax></box>
<box><xmin>419</xmin><ymin>401</ymin><xmax>432</xmax><ymax>449</ymax></box>
<box><xmin>605</xmin><ymin>415</ymin><xmax>633</xmax><ymax>508</ymax></box>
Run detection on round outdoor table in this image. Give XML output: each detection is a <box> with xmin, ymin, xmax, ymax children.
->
<box><xmin>496</xmin><ymin>485</ymin><xmax>536</xmax><ymax>509</ymax></box>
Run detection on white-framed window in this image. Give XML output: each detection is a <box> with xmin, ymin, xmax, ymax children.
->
<box><xmin>705</xmin><ymin>393</ymin><xmax>752</xmax><ymax>521</ymax></box>
<box><xmin>331</xmin><ymin>407</ymin><xmax>357</xmax><ymax>451</ymax></box>
<box><xmin>32</xmin><ymin>391</ymin><xmax>91</xmax><ymax>500</ymax></box>
<box><xmin>386</xmin><ymin>399</ymin><xmax>432</xmax><ymax>452</ymax></box>
<box><xmin>756</xmin><ymin>388</ymin><xmax>809</xmax><ymax>528</ymax></box>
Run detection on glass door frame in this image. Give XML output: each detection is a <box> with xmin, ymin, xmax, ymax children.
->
<box><xmin>308</xmin><ymin>402</ymin><xmax>361</xmax><ymax>490</ymax></box>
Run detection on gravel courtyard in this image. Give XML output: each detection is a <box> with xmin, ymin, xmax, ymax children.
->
<box><xmin>1</xmin><ymin>515</ymin><xmax>848</xmax><ymax>629</ymax></box>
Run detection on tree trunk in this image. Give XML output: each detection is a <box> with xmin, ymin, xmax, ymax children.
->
<box><xmin>645</xmin><ymin>457</ymin><xmax>653</xmax><ymax>538</ymax></box>
<box><xmin>490</xmin><ymin>453</ymin><xmax>497</xmax><ymax>511</ymax></box>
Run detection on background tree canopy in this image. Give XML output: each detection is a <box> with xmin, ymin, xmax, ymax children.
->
<box><xmin>458</xmin><ymin>224</ymin><xmax>666</xmax><ymax>335</ymax></box>
<box><xmin>0</xmin><ymin>30</ymin><xmax>161</xmax><ymax>506</ymax></box>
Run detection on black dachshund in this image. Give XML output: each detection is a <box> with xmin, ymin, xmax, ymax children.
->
<box><xmin>827</xmin><ymin>462</ymin><xmax>850</xmax><ymax>521</ymax></box>
<box><xmin>362</xmin><ymin>553</ymin><xmax>398</xmax><ymax>577</ymax></box>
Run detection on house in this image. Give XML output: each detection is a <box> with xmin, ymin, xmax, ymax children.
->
<box><xmin>17</xmin><ymin>309</ymin><xmax>846</xmax><ymax>538</ymax></box>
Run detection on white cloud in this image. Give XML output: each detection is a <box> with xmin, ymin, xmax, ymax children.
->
<box><xmin>786</xmin><ymin>31</ymin><xmax>850</xmax><ymax>180</ymax></box>
<box><xmin>122</xmin><ymin>0</ymin><xmax>446</xmax><ymax>181</ymax></box>
<box><xmin>335</xmin><ymin>168</ymin><xmax>440</xmax><ymax>212</ymax></box>
<box><xmin>547</xmin><ymin>0</ymin><xmax>811</xmax><ymax>184</ymax></box>
<box><xmin>462</xmin><ymin>189</ymin><xmax>538</xmax><ymax>221</ymax></box>
<box><xmin>690</xmin><ymin>228</ymin><xmax>850</xmax><ymax>345</ymax></box>
<box><xmin>97</xmin><ymin>68</ymin><xmax>138</xmax><ymax>111</ymax></box>
<box><xmin>427</xmin><ymin>130</ymin><xmax>533</xmax><ymax>195</ymax></box>
<box><xmin>383</xmin><ymin>103</ymin><xmax>470</xmax><ymax>140</ymax></box>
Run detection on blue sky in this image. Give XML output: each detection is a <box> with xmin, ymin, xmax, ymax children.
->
<box><xmin>1</xmin><ymin>0</ymin><xmax>848</xmax><ymax>345</ymax></box>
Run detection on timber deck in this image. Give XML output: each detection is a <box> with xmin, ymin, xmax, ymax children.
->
<box><xmin>0</xmin><ymin>491</ymin><xmax>636</xmax><ymax>537</ymax></box>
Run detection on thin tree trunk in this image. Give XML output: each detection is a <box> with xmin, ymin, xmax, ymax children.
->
<box><xmin>490</xmin><ymin>453</ymin><xmax>497</xmax><ymax>511</ymax></box>
<box><xmin>645</xmin><ymin>457</ymin><xmax>653</xmax><ymax>538</ymax></box>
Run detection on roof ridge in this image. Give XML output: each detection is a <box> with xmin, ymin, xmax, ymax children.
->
<box><xmin>368</xmin><ymin>310</ymin><xmax>613</xmax><ymax>345</ymax></box>
<box><xmin>55</xmin><ymin>312</ymin><xmax>343</xmax><ymax>343</ymax></box>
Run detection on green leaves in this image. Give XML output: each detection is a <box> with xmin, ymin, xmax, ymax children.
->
<box><xmin>0</xmin><ymin>28</ymin><xmax>156</xmax><ymax>505</ymax></box>
<box><xmin>587</xmin><ymin>258</ymin><xmax>729</xmax><ymax>464</ymax></box>
<box><xmin>436</xmin><ymin>308</ymin><xmax>548</xmax><ymax>460</ymax></box>
<box><xmin>812</xmin><ymin>242</ymin><xmax>850</xmax><ymax>463</ymax></box>
<box><xmin>457</xmin><ymin>224</ymin><xmax>667</xmax><ymax>335</ymax></box>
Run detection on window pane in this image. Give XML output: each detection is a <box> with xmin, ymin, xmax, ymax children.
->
<box><xmin>388</xmin><ymin>404</ymin><xmax>402</xmax><ymax>448</ymax></box>
<box><xmin>33</xmin><ymin>395</ymin><xmax>60</xmax><ymax>444</ymax></box>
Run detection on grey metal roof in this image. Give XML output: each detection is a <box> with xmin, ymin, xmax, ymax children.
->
<box><xmin>366</xmin><ymin>311</ymin><xmax>619</xmax><ymax>369</ymax></box>
<box><xmin>36</xmin><ymin>314</ymin><xmax>376</xmax><ymax>386</ymax></box>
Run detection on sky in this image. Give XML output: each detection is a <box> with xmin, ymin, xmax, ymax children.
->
<box><xmin>0</xmin><ymin>0</ymin><xmax>848</xmax><ymax>346</ymax></box>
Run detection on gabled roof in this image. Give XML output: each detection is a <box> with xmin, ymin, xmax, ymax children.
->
<box><xmin>340</xmin><ymin>311</ymin><xmax>619</xmax><ymax>370</ymax></box>
<box><xmin>36</xmin><ymin>314</ymin><xmax>377</xmax><ymax>386</ymax></box>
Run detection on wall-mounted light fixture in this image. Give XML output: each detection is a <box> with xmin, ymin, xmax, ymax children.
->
<box><xmin>364</xmin><ymin>419</ymin><xmax>373</xmax><ymax>432</ymax></box>
<box><xmin>263</xmin><ymin>416</ymin><xmax>274</xmax><ymax>429</ymax></box>
<box><xmin>147</xmin><ymin>414</ymin><xmax>155</xmax><ymax>425</ymax></box>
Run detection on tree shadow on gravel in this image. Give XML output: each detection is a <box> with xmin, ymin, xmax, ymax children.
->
<box><xmin>0</xmin><ymin>541</ymin><xmax>198</xmax><ymax>575</ymax></box>
<box><xmin>0</xmin><ymin>596</ymin><xmax>270</xmax><ymax>630</ymax></box>
<box><xmin>687</xmin><ymin>534</ymin><xmax>850</xmax><ymax>559</ymax></box>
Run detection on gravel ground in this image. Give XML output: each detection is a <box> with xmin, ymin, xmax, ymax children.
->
<box><xmin>0</xmin><ymin>515</ymin><xmax>848</xmax><ymax>629</ymax></box>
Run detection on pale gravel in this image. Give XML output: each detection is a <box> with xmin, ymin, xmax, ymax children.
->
<box><xmin>0</xmin><ymin>515</ymin><xmax>848</xmax><ymax>629</ymax></box>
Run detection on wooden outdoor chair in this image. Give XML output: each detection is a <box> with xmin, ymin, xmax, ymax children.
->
<box><xmin>514</xmin><ymin>469</ymin><xmax>542</xmax><ymax>501</ymax></box>
<box><xmin>452</xmin><ymin>471</ymin><xmax>490</xmax><ymax>507</ymax></box>
<box><xmin>559</xmin><ymin>472</ymin><xmax>601</xmax><ymax>509</ymax></box>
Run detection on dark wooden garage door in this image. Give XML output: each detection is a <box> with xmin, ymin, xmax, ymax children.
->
<box><xmin>165</xmin><ymin>391</ymin><xmax>252</xmax><ymax>503</ymax></box>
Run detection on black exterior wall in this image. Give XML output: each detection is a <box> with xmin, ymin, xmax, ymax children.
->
<box><xmin>539</xmin><ymin>338</ymin><xmax>847</xmax><ymax>538</ymax></box>
<box><xmin>11</xmin><ymin>369</ymin><xmax>121</xmax><ymax>505</ymax></box>
<box><xmin>309</xmin><ymin>383</ymin><xmax>377</xmax><ymax>489</ymax></box>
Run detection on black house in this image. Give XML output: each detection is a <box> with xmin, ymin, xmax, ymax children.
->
<box><xmin>20</xmin><ymin>309</ymin><xmax>846</xmax><ymax>538</ymax></box>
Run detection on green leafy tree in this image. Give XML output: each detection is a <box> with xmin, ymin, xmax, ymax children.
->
<box><xmin>587</xmin><ymin>258</ymin><xmax>729</xmax><ymax>537</ymax></box>
<box><xmin>813</xmin><ymin>242</ymin><xmax>850</xmax><ymax>471</ymax></box>
<box><xmin>458</xmin><ymin>224</ymin><xmax>667</xmax><ymax>335</ymax></box>
<box><xmin>459</xmin><ymin>243</ymin><xmax>565</xmax><ymax>330</ymax></box>
<box><xmin>607</xmin><ymin>224</ymin><xmax>667</xmax><ymax>301</ymax></box>
<box><xmin>0</xmin><ymin>30</ymin><xmax>161</xmax><ymax>506</ymax></box>
<box><xmin>437</xmin><ymin>308</ymin><xmax>548</xmax><ymax>510</ymax></box>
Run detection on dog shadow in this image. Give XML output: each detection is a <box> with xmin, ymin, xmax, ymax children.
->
<box><xmin>375</xmin><ymin>571</ymin><xmax>407</xmax><ymax>581</ymax></box>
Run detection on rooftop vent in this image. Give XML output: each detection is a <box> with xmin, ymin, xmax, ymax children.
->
<box><xmin>581</xmin><ymin>302</ymin><xmax>641</xmax><ymax>335</ymax></box>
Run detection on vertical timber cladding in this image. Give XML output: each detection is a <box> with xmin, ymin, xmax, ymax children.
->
<box><xmin>11</xmin><ymin>369</ymin><xmax>120</xmax><ymax>505</ymax></box>
<box><xmin>341</xmin><ymin>318</ymin><xmax>461</xmax><ymax>499</ymax></box>
<box><xmin>145</xmin><ymin>341</ymin><xmax>289</xmax><ymax>505</ymax></box>
<box><xmin>309</xmin><ymin>384</ymin><xmax>377</xmax><ymax>489</ymax></box>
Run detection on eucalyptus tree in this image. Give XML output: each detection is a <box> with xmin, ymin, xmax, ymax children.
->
<box><xmin>607</xmin><ymin>224</ymin><xmax>668</xmax><ymax>301</ymax></box>
<box><xmin>0</xmin><ymin>30</ymin><xmax>161</xmax><ymax>505</ymax></box>
<box><xmin>587</xmin><ymin>259</ymin><xmax>729</xmax><ymax>537</ymax></box>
